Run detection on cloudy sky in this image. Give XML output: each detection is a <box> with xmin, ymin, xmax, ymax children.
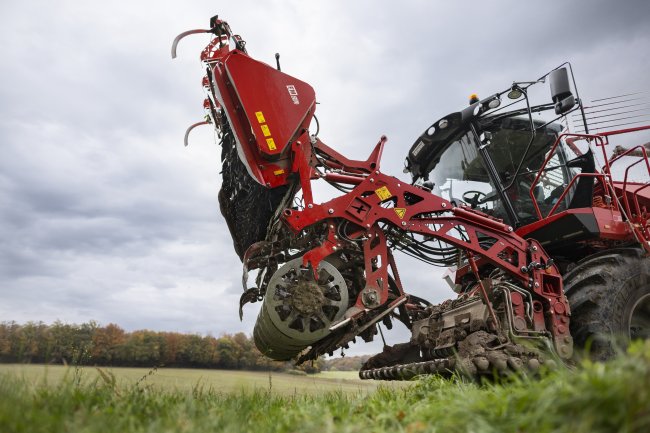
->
<box><xmin>1</xmin><ymin>0</ymin><xmax>649</xmax><ymax>355</ymax></box>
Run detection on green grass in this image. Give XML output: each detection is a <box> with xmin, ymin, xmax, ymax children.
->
<box><xmin>1</xmin><ymin>343</ymin><xmax>650</xmax><ymax>433</ymax></box>
<box><xmin>0</xmin><ymin>365</ymin><xmax>381</xmax><ymax>395</ymax></box>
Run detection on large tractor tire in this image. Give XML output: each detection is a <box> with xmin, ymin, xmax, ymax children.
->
<box><xmin>563</xmin><ymin>248</ymin><xmax>650</xmax><ymax>360</ymax></box>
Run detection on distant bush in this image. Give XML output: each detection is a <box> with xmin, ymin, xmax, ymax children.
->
<box><xmin>0</xmin><ymin>320</ymin><xmax>324</xmax><ymax>373</ymax></box>
<box><xmin>322</xmin><ymin>355</ymin><xmax>371</xmax><ymax>371</ymax></box>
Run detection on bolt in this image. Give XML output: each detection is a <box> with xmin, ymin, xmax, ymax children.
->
<box><xmin>366</xmin><ymin>224</ymin><xmax>370</xmax><ymax>227</ymax></box>
<box><xmin>531</xmin><ymin>245</ymin><xmax>538</xmax><ymax>251</ymax></box>
<box><xmin>397</xmin><ymin>183</ymin><xmax>401</xmax><ymax>187</ymax></box>
<box><xmin>375</xmin><ymin>170</ymin><xmax>379</xmax><ymax>175</ymax></box>
<box><xmin>401</xmin><ymin>221</ymin><xmax>407</xmax><ymax>226</ymax></box>
<box><xmin>334</xmin><ymin>235</ymin><xmax>339</xmax><ymax>240</ymax></box>
<box><xmin>441</xmin><ymin>203</ymin><xmax>447</xmax><ymax>208</ymax></box>
<box><xmin>521</xmin><ymin>266</ymin><xmax>528</xmax><ymax>273</ymax></box>
<box><xmin>370</xmin><ymin>178</ymin><xmax>374</xmax><ymax>183</ymax></box>
<box><xmin>333</xmin><ymin>246</ymin><xmax>338</xmax><ymax>251</ymax></box>
<box><xmin>362</xmin><ymin>290</ymin><xmax>378</xmax><ymax>307</ymax></box>
<box><xmin>507</xmin><ymin>226</ymin><xmax>513</xmax><ymax>232</ymax></box>
<box><xmin>307</xmin><ymin>204</ymin><xmax>313</xmax><ymax>209</ymax></box>
<box><xmin>534</xmin><ymin>282</ymin><xmax>540</xmax><ymax>288</ymax></box>
<box><xmin>328</xmin><ymin>208</ymin><xmax>334</xmax><ymax>214</ymax></box>
<box><xmin>329</xmin><ymin>224</ymin><xmax>334</xmax><ymax>229</ymax></box>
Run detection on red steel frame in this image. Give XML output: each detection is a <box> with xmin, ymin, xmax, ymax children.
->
<box><xmin>283</xmin><ymin>137</ymin><xmax>571</xmax><ymax>356</ymax></box>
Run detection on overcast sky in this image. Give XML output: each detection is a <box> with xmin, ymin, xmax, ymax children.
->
<box><xmin>1</xmin><ymin>0</ymin><xmax>649</xmax><ymax>356</ymax></box>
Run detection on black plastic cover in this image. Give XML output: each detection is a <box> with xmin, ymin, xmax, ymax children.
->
<box><xmin>406</xmin><ymin>102</ymin><xmax>481</xmax><ymax>181</ymax></box>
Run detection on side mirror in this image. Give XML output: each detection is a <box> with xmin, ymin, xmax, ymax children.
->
<box><xmin>549</xmin><ymin>68</ymin><xmax>575</xmax><ymax>115</ymax></box>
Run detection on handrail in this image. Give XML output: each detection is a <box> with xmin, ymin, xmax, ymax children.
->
<box><xmin>632</xmin><ymin>183</ymin><xmax>650</xmax><ymax>221</ymax></box>
<box><xmin>530</xmin><ymin>127</ymin><xmax>650</xmax><ymax>221</ymax></box>
<box><xmin>544</xmin><ymin>173</ymin><xmax>611</xmax><ymax>218</ymax></box>
<box><xmin>529</xmin><ymin>132</ymin><xmax>606</xmax><ymax>219</ymax></box>
<box><xmin>617</xmin><ymin>145</ymin><xmax>650</xmax><ymax>218</ymax></box>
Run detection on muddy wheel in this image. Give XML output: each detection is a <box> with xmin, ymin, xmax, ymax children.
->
<box><xmin>564</xmin><ymin>248</ymin><xmax>650</xmax><ymax>360</ymax></box>
<box><xmin>253</xmin><ymin>257</ymin><xmax>349</xmax><ymax>360</ymax></box>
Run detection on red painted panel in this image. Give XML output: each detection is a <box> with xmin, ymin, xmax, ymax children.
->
<box><xmin>225</xmin><ymin>53</ymin><xmax>316</xmax><ymax>159</ymax></box>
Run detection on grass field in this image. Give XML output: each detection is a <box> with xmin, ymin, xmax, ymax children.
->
<box><xmin>1</xmin><ymin>343</ymin><xmax>650</xmax><ymax>433</ymax></box>
<box><xmin>0</xmin><ymin>364</ymin><xmax>381</xmax><ymax>395</ymax></box>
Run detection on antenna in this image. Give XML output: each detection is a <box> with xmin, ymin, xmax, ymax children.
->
<box><xmin>275</xmin><ymin>53</ymin><xmax>281</xmax><ymax>71</ymax></box>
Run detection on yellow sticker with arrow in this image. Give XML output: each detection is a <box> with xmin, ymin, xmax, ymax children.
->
<box><xmin>394</xmin><ymin>208</ymin><xmax>406</xmax><ymax>219</ymax></box>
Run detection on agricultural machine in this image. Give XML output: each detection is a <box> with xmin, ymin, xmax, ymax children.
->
<box><xmin>172</xmin><ymin>16</ymin><xmax>650</xmax><ymax>379</ymax></box>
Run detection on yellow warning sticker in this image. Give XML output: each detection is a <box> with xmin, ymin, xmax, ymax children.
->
<box><xmin>266</xmin><ymin>138</ymin><xmax>277</xmax><ymax>151</ymax></box>
<box><xmin>273</xmin><ymin>169</ymin><xmax>285</xmax><ymax>176</ymax></box>
<box><xmin>394</xmin><ymin>208</ymin><xmax>406</xmax><ymax>219</ymax></box>
<box><xmin>375</xmin><ymin>186</ymin><xmax>392</xmax><ymax>201</ymax></box>
<box><xmin>261</xmin><ymin>124</ymin><xmax>271</xmax><ymax>137</ymax></box>
<box><xmin>255</xmin><ymin>111</ymin><xmax>266</xmax><ymax>124</ymax></box>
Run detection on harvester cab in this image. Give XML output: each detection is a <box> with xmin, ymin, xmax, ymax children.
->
<box><xmin>405</xmin><ymin>66</ymin><xmax>587</xmax><ymax>230</ymax></box>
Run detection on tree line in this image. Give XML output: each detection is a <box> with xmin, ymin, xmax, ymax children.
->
<box><xmin>0</xmin><ymin>321</ymin><xmax>329</xmax><ymax>373</ymax></box>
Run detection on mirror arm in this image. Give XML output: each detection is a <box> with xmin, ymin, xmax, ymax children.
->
<box><xmin>566</xmin><ymin>63</ymin><xmax>590</xmax><ymax>134</ymax></box>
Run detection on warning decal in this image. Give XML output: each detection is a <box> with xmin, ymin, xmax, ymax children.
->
<box><xmin>266</xmin><ymin>138</ymin><xmax>277</xmax><ymax>151</ymax></box>
<box><xmin>394</xmin><ymin>208</ymin><xmax>406</xmax><ymax>219</ymax></box>
<box><xmin>261</xmin><ymin>124</ymin><xmax>271</xmax><ymax>137</ymax></box>
<box><xmin>255</xmin><ymin>111</ymin><xmax>266</xmax><ymax>124</ymax></box>
<box><xmin>375</xmin><ymin>186</ymin><xmax>392</xmax><ymax>201</ymax></box>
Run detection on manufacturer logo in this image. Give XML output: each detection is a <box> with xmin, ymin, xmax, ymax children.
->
<box><xmin>286</xmin><ymin>85</ymin><xmax>300</xmax><ymax>105</ymax></box>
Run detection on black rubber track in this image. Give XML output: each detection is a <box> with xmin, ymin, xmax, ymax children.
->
<box><xmin>563</xmin><ymin>247</ymin><xmax>650</xmax><ymax>360</ymax></box>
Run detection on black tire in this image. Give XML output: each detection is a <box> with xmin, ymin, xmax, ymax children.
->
<box><xmin>563</xmin><ymin>248</ymin><xmax>650</xmax><ymax>360</ymax></box>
